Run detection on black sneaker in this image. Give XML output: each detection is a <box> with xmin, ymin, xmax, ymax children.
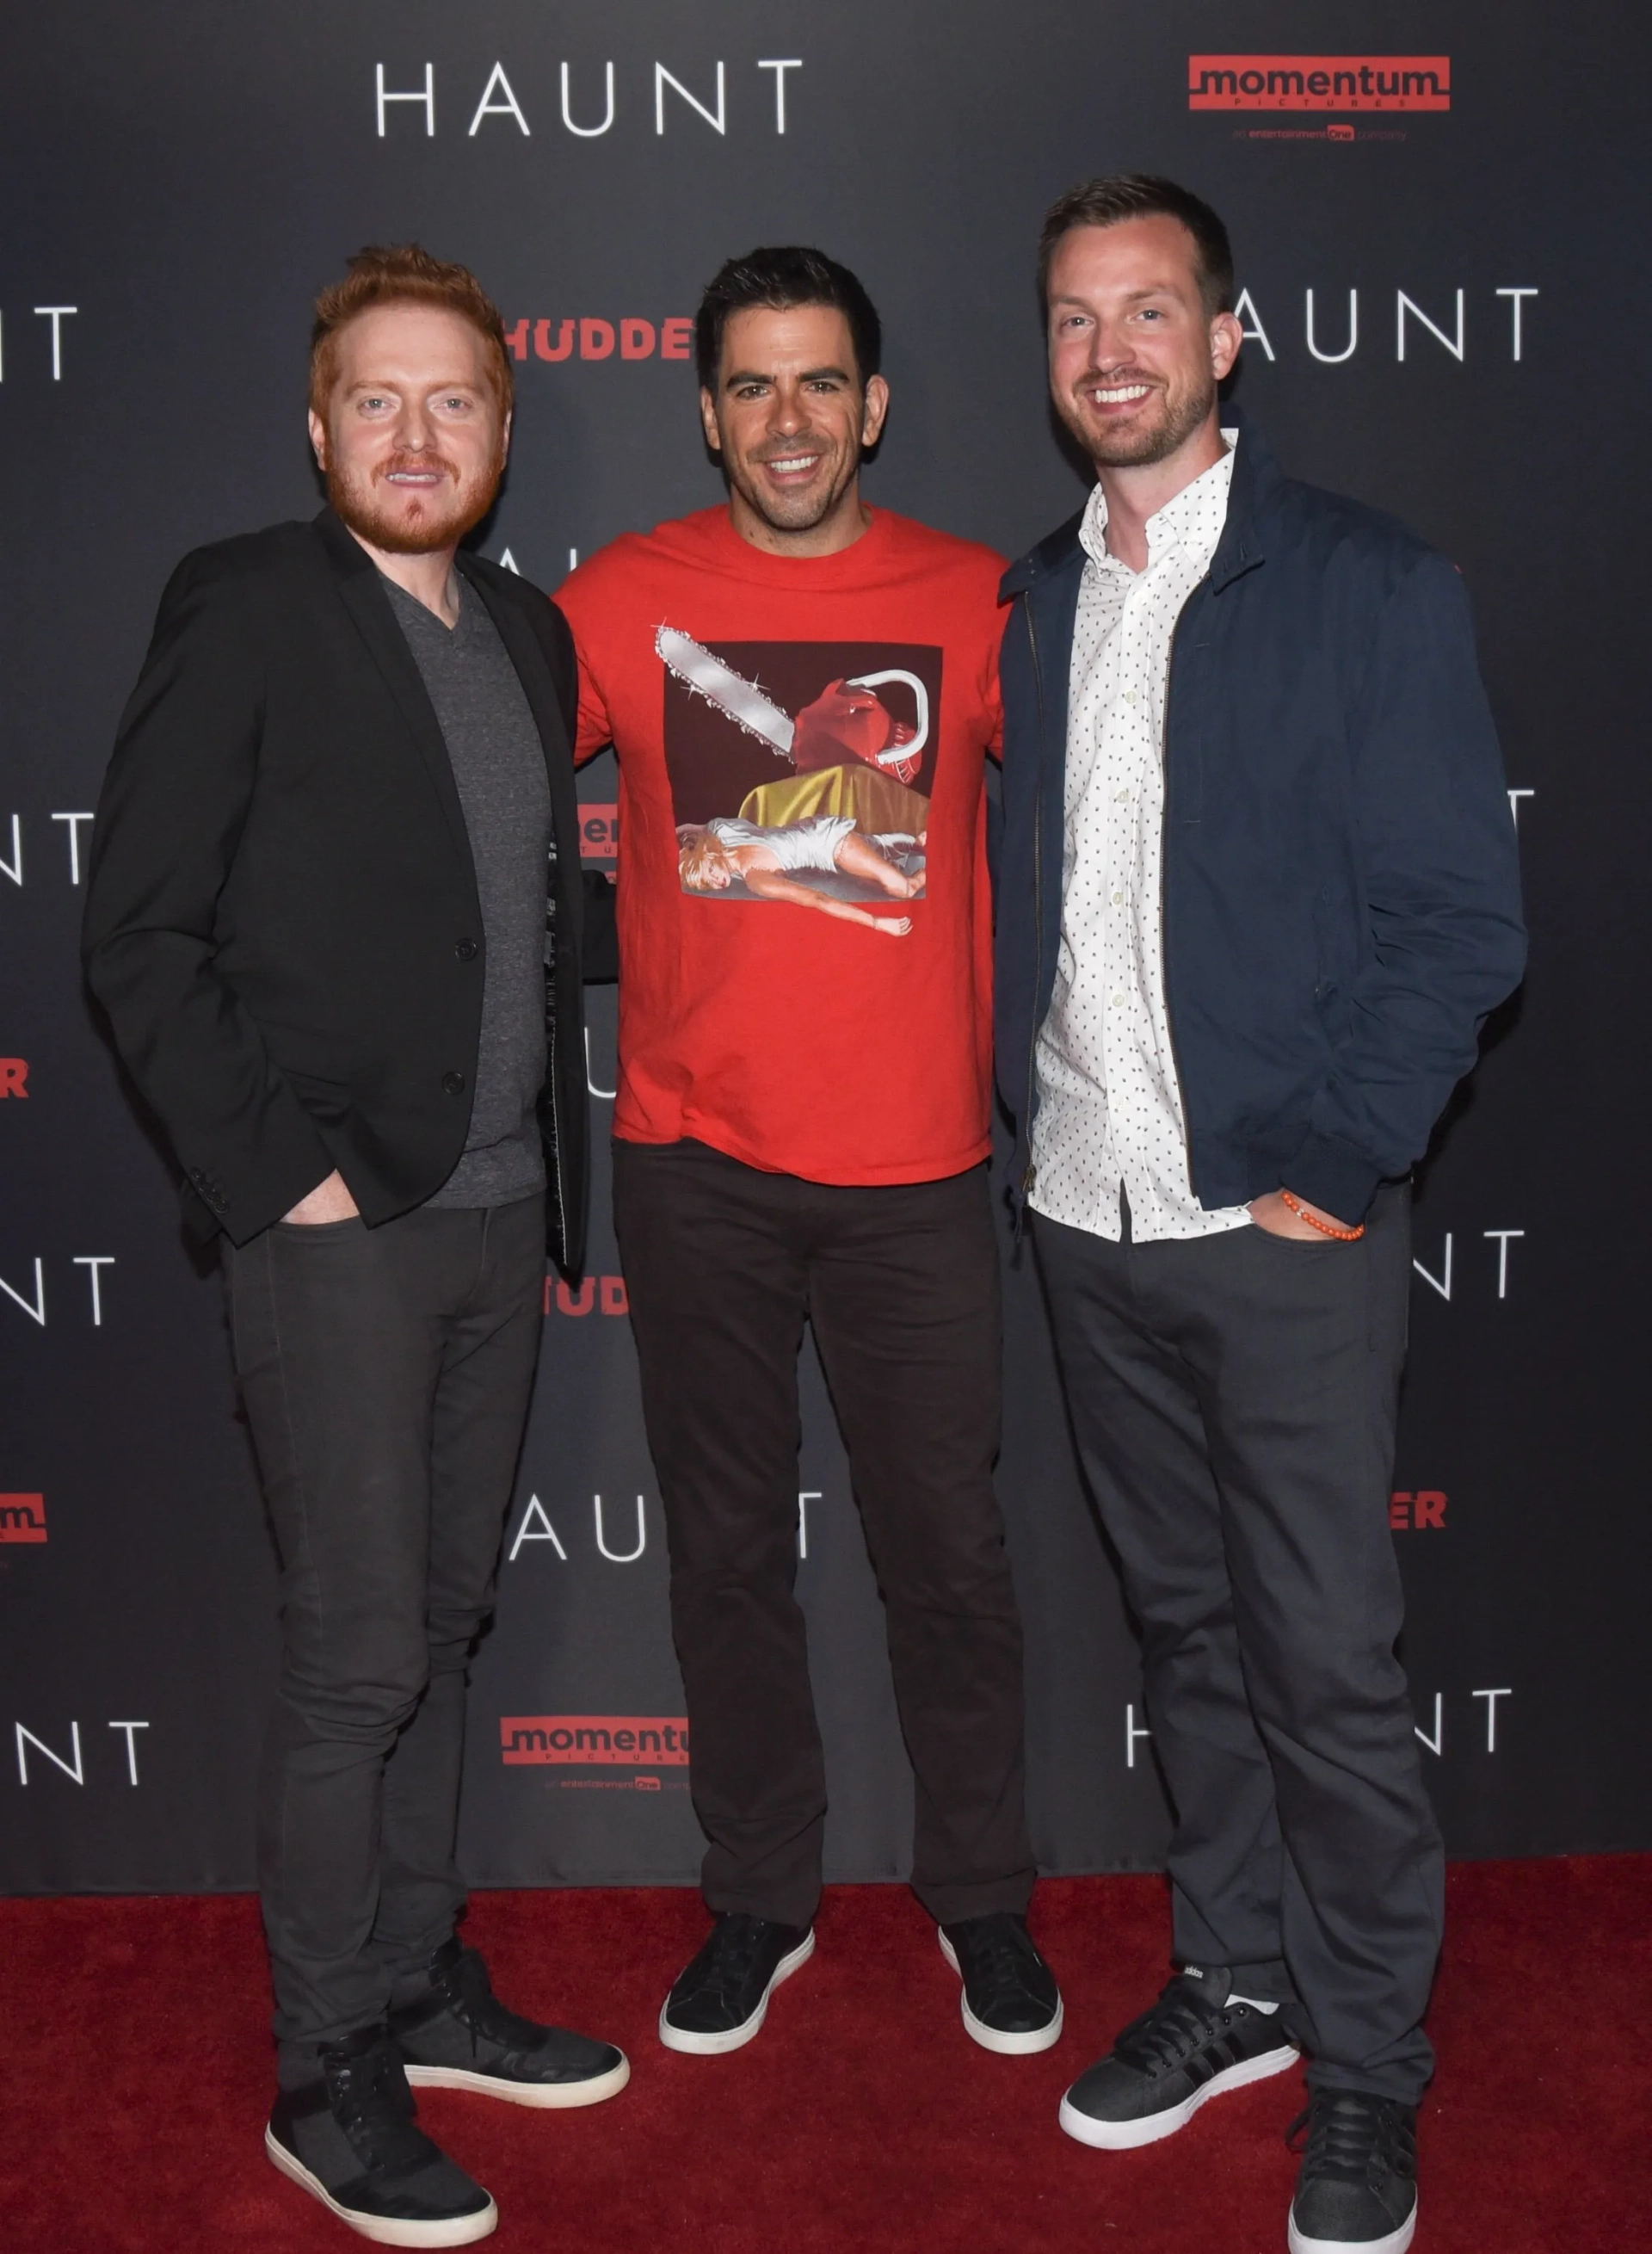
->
<box><xmin>388</xmin><ymin>1937</ymin><xmax>629</xmax><ymax>2109</ymax></box>
<box><xmin>1058</xmin><ymin>1963</ymin><xmax>1298</xmax><ymax>2150</ymax></box>
<box><xmin>1287</xmin><ymin>2090</ymin><xmax>1419</xmax><ymax>2254</ymax></box>
<box><xmin>265</xmin><ymin>2023</ymin><xmax>496</xmax><ymax>2246</ymax></box>
<box><xmin>937</xmin><ymin>1913</ymin><xmax>1063</xmax><ymax>2054</ymax></box>
<box><xmin>657</xmin><ymin>1913</ymin><xmax>814</xmax><ymax>2055</ymax></box>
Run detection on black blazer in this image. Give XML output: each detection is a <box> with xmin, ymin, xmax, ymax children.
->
<box><xmin>83</xmin><ymin>507</ymin><xmax>608</xmax><ymax>1274</ymax></box>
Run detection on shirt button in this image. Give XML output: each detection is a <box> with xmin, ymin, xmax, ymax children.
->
<box><xmin>1112</xmin><ymin>891</ymin><xmax>1125</xmax><ymax>906</ymax></box>
<box><xmin>454</xmin><ymin>937</ymin><xmax>478</xmax><ymax>961</ymax></box>
<box><xmin>1124</xmin><ymin>689</ymin><xmax>1138</xmax><ymax>707</ymax></box>
<box><xmin>1114</xmin><ymin>788</ymin><xmax>1130</xmax><ymax>804</ymax></box>
<box><xmin>1111</xmin><ymin>992</ymin><xmax>1125</xmax><ymax>1007</ymax></box>
<box><xmin>442</xmin><ymin>1071</ymin><xmax>466</xmax><ymax>1096</ymax></box>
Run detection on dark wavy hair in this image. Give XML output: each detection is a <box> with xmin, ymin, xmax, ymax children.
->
<box><xmin>694</xmin><ymin>246</ymin><xmax>883</xmax><ymax>391</ymax></box>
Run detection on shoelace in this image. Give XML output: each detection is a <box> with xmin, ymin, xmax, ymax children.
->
<box><xmin>325</xmin><ymin>2041</ymin><xmax>433</xmax><ymax>2176</ymax></box>
<box><xmin>687</xmin><ymin>1917</ymin><xmax>777</xmax><ymax>2004</ymax></box>
<box><xmin>1113</xmin><ymin>1979</ymin><xmax>1234</xmax><ymax>2075</ymax></box>
<box><xmin>434</xmin><ymin>1947</ymin><xmax>551</xmax><ymax>2059</ymax></box>
<box><xmin>954</xmin><ymin>1922</ymin><xmax>1037</xmax><ymax>2010</ymax></box>
<box><xmin>1286</xmin><ymin>2093</ymin><xmax>1411</xmax><ymax>2181</ymax></box>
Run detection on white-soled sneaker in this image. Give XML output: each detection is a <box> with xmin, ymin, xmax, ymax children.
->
<box><xmin>658</xmin><ymin>1913</ymin><xmax>815</xmax><ymax>2055</ymax></box>
<box><xmin>266</xmin><ymin>2026</ymin><xmax>496</xmax><ymax>2246</ymax></box>
<box><xmin>1059</xmin><ymin>1964</ymin><xmax>1298</xmax><ymax>2150</ymax></box>
<box><xmin>938</xmin><ymin>1913</ymin><xmax>1063</xmax><ymax>2054</ymax></box>
<box><xmin>1287</xmin><ymin>2090</ymin><xmax>1419</xmax><ymax>2254</ymax></box>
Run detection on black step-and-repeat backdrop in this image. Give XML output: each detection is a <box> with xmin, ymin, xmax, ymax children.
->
<box><xmin>4</xmin><ymin>3</ymin><xmax>1649</xmax><ymax>1894</ymax></box>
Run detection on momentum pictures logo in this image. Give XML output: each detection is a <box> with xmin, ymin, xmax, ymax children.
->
<box><xmin>501</xmin><ymin>1715</ymin><xmax>689</xmax><ymax>1767</ymax></box>
<box><xmin>0</xmin><ymin>1494</ymin><xmax>46</xmax><ymax>1543</ymax></box>
<box><xmin>1188</xmin><ymin>56</ymin><xmax>1451</xmax><ymax>111</ymax></box>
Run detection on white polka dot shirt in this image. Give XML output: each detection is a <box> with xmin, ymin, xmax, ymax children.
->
<box><xmin>1029</xmin><ymin>434</ymin><xmax>1253</xmax><ymax>1244</ymax></box>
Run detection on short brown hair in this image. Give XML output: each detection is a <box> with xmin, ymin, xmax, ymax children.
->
<box><xmin>1038</xmin><ymin>175</ymin><xmax>1235</xmax><ymax>317</ymax></box>
<box><xmin>309</xmin><ymin>244</ymin><xmax>514</xmax><ymax>417</ymax></box>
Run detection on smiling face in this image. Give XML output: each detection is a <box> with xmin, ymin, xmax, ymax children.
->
<box><xmin>1046</xmin><ymin>215</ymin><xmax>1241</xmax><ymax>472</ymax></box>
<box><xmin>308</xmin><ymin>301</ymin><xmax>509</xmax><ymax>557</ymax></box>
<box><xmin>699</xmin><ymin>302</ymin><xmax>889</xmax><ymax>553</ymax></box>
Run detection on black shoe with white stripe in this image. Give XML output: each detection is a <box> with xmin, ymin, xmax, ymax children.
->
<box><xmin>1287</xmin><ymin>2090</ymin><xmax>1419</xmax><ymax>2254</ymax></box>
<box><xmin>388</xmin><ymin>1938</ymin><xmax>629</xmax><ymax>2109</ymax></box>
<box><xmin>938</xmin><ymin>1913</ymin><xmax>1063</xmax><ymax>2053</ymax></box>
<box><xmin>658</xmin><ymin>1913</ymin><xmax>815</xmax><ymax>2054</ymax></box>
<box><xmin>266</xmin><ymin>2024</ymin><xmax>496</xmax><ymax>2246</ymax></box>
<box><xmin>1058</xmin><ymin>1963</ymin><xmax>1298</xmax><ymax>2150</ymax></box>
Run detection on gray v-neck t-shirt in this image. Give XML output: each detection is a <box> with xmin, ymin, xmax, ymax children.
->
<box><xmin>382</xmin><ymin>572</ymin><xmax>552</xmax><ymax>1209</ymax></box>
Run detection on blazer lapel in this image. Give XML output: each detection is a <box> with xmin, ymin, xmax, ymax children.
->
<box><xmin>311</xmin><ymin>509</ymin><xmax>477</xmax><ymax>879</ymax></box>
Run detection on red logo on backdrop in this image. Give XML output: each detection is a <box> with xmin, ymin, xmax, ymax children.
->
<box><xmin>504</xmin><ymin>318</ymin><xmax>693</xmax><ymax>364</ymax></box>
<box><xmin>580</xmin><ymin>804</ymin><xmax>619</xmax><ymax>861</ymax></box>
<box><xmin>1188</xmin><ymin>57</ymin><xmax>1451</xmax><ymax>110</ymax></box>
<box><xmin>0</xmin><ymin>1494</ymin><xmax>47</xmax><ymax>1542</ymax></box>
<box><xmin>544</xmin><ymin>1274</ymin><xmax>629</xmax><ymax>1318</ymax></box>
<box><xmin>501</xmin><ymin>1716</ymin><xmax>690</xmax><ymax>1765</ymax></box>
<box><xmin>0</xmin><ymin>1059</ymin><xmax>28</xmax><ymax>1098</ymax></box>
<box><xmin>1390</xmin><ymin>1491</ymin><xmax>1447</xmax><ymax>1531</ymax></box>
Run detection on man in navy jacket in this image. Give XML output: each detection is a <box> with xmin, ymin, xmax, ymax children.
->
<box><xmin>994</xmin><ymin>177</ymin><xmax>1525</xmax><ymax>2254</ymax></box>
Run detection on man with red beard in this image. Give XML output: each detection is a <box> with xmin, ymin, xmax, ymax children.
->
<box><xmin>83</xmin><ymin>246</ymin><xmax>626</xmax><ymax>2247</ymax></box>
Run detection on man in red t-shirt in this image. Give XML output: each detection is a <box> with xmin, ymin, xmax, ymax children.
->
<box><xmin>557</xmin><ymin>248</ymin><xmax>1059</xmax><ymax>2059</ymax></box>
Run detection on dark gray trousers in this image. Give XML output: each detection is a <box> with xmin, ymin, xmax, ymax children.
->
<box><xmin>613</xmin><ymin>1139</ymin><xmax>1035</xmax><ymax>1932</ymax></box>
<box><xmin>1033</xmin><ymin>1184</ymin><xmax>1442</xmax><ymax>2103</ymax></box>
<box><xmin>222</xmin><ymin>1195</ymin><xmax>546</xmax><ymax>2053</ymax></box>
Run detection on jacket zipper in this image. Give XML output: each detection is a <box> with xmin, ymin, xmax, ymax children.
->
<box><xmin>1022</xmin><ymin>596</ymin><xmax>1046</xmax><ymax>1194</ymax></box>
<box><xmin>1159</xmin><ymin>596</ymin><xmax>1199</xmax><ymax>1201</ymax></box>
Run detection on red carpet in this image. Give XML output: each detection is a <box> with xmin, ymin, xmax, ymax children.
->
<box><xmin>1</xmin><ymin>1858</ymin><xmax>1645</xmax><ymax>2253</ymax></box>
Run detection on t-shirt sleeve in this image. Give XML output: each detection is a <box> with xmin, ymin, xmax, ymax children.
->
<box><xmin>984</xmin><ymin>608</ymin><xmax>1006</xmax><ymax>762</ymax></box>
<box><xmin>550</xmin><ymin>579</ymin><xmax>615</xmax><ymax>766</ymax></box>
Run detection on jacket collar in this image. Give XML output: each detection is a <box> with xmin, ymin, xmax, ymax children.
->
<box><xmin>999</xmin><ymin>401</ymin><xmax>1276</xmax><ymax>602</ymax></box>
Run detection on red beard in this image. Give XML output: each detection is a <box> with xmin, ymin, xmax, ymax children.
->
<box><xmin>325</xmin><ymin>447</ymin><xmax>502</xmax><ymax>556</ymax></box>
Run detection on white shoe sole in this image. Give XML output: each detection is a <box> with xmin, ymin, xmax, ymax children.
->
<box><xmin>657</xmin><ymin>1929</ymin><xmax>816</xmax><ymax>2055</ymax></box>
<box><xmin>1059</xmin><ymin>2041</ymin><xmax>1300</xmax><ymax>2150</ymax></box>
<box><xmin>404</xmin><ymin>2050</ymin><xmax>631</xmax><ymax>2108</ymax></box>
<box><xmin>264</xmin><ymin>2127</ymin><xmax>497</xmax><ymax>2246</ymax></box>
<box><xmin>1288</xmin><ymin>2196</ymin><xmax>1416</xmax><ymax>2254</ymax></box>
<box><xmin>937</xmin><ymin>1930</ymin><xmax>1064</xmax><ymax>2055</ymax></box>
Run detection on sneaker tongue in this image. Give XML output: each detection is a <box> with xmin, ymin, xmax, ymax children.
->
<box><xmin>1175</xmin><ymin>1963</ymin><xmax>1233</xmax><ymax>2005</ymax></box>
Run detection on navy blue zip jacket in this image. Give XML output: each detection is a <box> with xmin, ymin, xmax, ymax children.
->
<box><xmin>994</xmin><ymin>410</ymin><xmax>1527</xmax><ymax>1227</ymax></box>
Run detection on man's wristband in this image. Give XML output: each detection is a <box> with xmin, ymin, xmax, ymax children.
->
<box><xmin>1279</xmin><ymin>1188</ymin><xmax>1365</xmax><ymax>1241</ymax></box>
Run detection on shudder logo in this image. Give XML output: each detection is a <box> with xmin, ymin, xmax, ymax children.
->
<box><xmin>504</xmin><ymin>317</ymin><xmax>692</xmax><ymax>365</ymax></box>
<box><xmin>544</xmin><ymin>1274</ymin><xmax>628</xmax><ymax>1317</ymax></box>
<box><xmin>1390</xmin><ymin>1490</ymin><xmax>1447</xmax><ymax>1530</ymax></box>
<box><xmin>1189</xmin><ymin>57</ymin><xmax>1451</xmax><ymax>111</ymax></box>
<box><xmin>501</xmin><ymin>1715</ymin><xmax>689</xmax><ymax>1766</ymax></box>
<box><xmin>0</xmin><ymin>1494</ymin><xmax>46</xmax><ymax>1543</ymax></box>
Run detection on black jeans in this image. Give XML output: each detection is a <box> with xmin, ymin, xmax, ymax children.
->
<box><xmin>1033</xmin><ymin>1186</ymin><xmax>1443</xmax><ymax>2103</ymax></box>
<box><xmin>613</xmin><ymin>1139</ymin><xmax>1035</xmax><ymax>1931</ymax></box>
<box><xmin>223</xmin><ymin>1195</ymin><xmax>546</xmax><ymax>2053</ymax></box>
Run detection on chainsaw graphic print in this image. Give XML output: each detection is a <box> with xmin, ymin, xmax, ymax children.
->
<box><xmin>658</xmin><ymin>631</ymin><xmax>945</xmax><ymax>937</ymax></box>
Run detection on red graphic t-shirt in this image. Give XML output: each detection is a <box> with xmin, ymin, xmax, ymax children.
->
<box><xmin>558</xmin><ymin>505</ymin><xmax>1005</xmax><ymax>1184</ymax></box>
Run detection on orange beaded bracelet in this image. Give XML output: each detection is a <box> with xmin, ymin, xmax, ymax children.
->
<box><xmin>1279</xmin><ymin>1189</ymin><xmax>1365</xmax><ymax>1241</ymax></box>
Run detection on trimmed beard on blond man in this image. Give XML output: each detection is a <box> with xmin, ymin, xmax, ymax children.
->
<box><xmin>309</xmin><ymin>243</ymin><xmax>515</xmax><ymax>418</ymax></box>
